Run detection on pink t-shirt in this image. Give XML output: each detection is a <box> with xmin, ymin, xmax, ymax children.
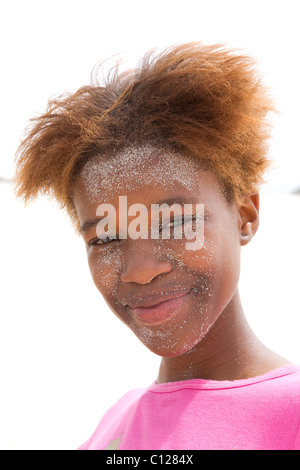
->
<box><xmin>79</xmin><ymin>365</ymin><xmax>300</xmax><ymax>450</ymax></box>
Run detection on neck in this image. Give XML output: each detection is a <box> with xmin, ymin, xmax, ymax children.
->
<box><xmin>157</xmin><ymin>290</ymin><xmax>291</xmax><ymax>384</ymax></box>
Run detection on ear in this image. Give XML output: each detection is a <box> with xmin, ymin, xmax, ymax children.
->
<box><xmin>238</xmin><ymin>193</ymin><xmax>260</xmax><ymax>246</ymax></box>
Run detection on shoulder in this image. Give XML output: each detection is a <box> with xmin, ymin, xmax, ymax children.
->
<box><xmin>260</xmin><ymin>366</ymin><xmax>300</xmax><ymax>449</ymax></box>
<box><xmin>269</xmin><ymin>365</ymin><xmax>300</xmax><ymax>396</ymax></box>
<box><xmin>247</xmin><ymin>365</ymin><xmax>300</xmax><ymax>406</ymax></box>
<box><xmin>78</xmin><ymin>386</ymin><xmax>147</xmax><ymax>450</ymax></box>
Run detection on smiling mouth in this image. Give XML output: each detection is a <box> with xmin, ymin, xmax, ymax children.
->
<box><xmin>128</xmin><ymin>289</ymin><xmax>192</xmax><ymax>325</ymax></box>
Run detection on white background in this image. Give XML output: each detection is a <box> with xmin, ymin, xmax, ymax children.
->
<box><xmin>0</xmin><ymin>0</ymin><xmax>299</xmax><ymax>450</ymax></box>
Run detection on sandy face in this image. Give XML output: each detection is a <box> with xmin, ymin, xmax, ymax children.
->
<box><xmin>72</xmin><ymin>144</ymin><xmax>241</xmax><ymax>357</ymax></box>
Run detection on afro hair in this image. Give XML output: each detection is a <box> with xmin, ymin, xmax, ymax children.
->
<box><xmin>14</xmin><ymin>42</ymin><xmax>274</xmax><ymax>233</ymax></box>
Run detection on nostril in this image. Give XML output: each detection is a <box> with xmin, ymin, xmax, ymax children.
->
<box><xmin>120</xmin><ymin>259</ymin><xmax>173</xmax><ymax>284</ymax></box>
<box><xmin>120</xmin><ymin>272</ymin><xmax>154</xmax><ymax>285</ymax></box>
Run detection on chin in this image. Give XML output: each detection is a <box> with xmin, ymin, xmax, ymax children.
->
<box><xmin>134</xmin><ymin>327</ymin><xmax>207</xmax><ymax>358</ymax></box>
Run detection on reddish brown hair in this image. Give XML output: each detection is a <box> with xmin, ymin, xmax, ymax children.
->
<box><xmin>14</xmin><ymin>42</ymin><xmax>274</xmax><ymax>233</ymax></box>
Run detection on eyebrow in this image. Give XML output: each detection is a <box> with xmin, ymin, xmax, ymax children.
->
<box><xmin>80</xmin><ymin>218</ymin><xmax>104</xmax><ymax>234</ymax></box>
<box><xmin>80</xmin><ymin>196</ymin><xmax>203</xmax><ymax>234</ymax></box>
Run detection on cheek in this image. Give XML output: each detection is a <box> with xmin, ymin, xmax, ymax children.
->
<box><xmin>161</xmin><ymin>227</ymin><xmax>240</xmax><ymax>311</ymax></box>
<box><xmin>161</xmin><ymin>234</ymin><xmax>216</xmax><ymax>282</ymax></box>
<box><xmin>88</xmin><ymin>244</ymin><xmax>125</xmax><ymax>295</ymax></box>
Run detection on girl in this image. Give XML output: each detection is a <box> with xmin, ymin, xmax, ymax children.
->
<box><xmin>14</xmin><ymin>43</ymin><xmax>300</xmax><ymax>450</ymax></box>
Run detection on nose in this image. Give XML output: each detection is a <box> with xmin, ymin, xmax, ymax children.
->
<box><xmin>120</xmin><ymin>241</ymin><xmax>173</xmax><ymax>284</ymax></box>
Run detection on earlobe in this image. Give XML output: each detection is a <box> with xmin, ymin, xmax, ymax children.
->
<box><xmin>240</xmin><ymin>221</ymin><xmax>253</xmax><ymax>245</ymax></box>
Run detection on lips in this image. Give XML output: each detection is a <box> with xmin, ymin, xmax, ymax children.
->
<box><xmin>127</xmin><ymin>289</ymin><xmax>192</xmax><ymax>325</ymax></box>
<box><xmin>127</xmin><ymin>288</ymin><xmax>192</xmax><ymax>309</ymax></box>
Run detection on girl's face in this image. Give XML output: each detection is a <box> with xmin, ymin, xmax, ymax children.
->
<box><xmin>72</xmin><ymin>145</ymin><xmax>246</xmax><ymax>358</ymax></box>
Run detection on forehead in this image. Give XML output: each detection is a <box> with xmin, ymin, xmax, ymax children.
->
<box><xmin>77</xmin><ymin>144</ymin><xmax>208</xmax><ymax>204</ymax></box>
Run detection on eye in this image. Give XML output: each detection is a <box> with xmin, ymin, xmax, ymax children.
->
<box><xmin>161</xmin><ymin>214</ymin><xmax>198</xmax><ymax>231</ymax></box>
<box><xmin>88</xmin><ymin>235</ymin><xmax>118</xmax><ymax>247</ymax></box>
<box><xmin>161</xmin><ymin>216</ymin><xmax>181</xmax><ymax>231</ymax></box>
